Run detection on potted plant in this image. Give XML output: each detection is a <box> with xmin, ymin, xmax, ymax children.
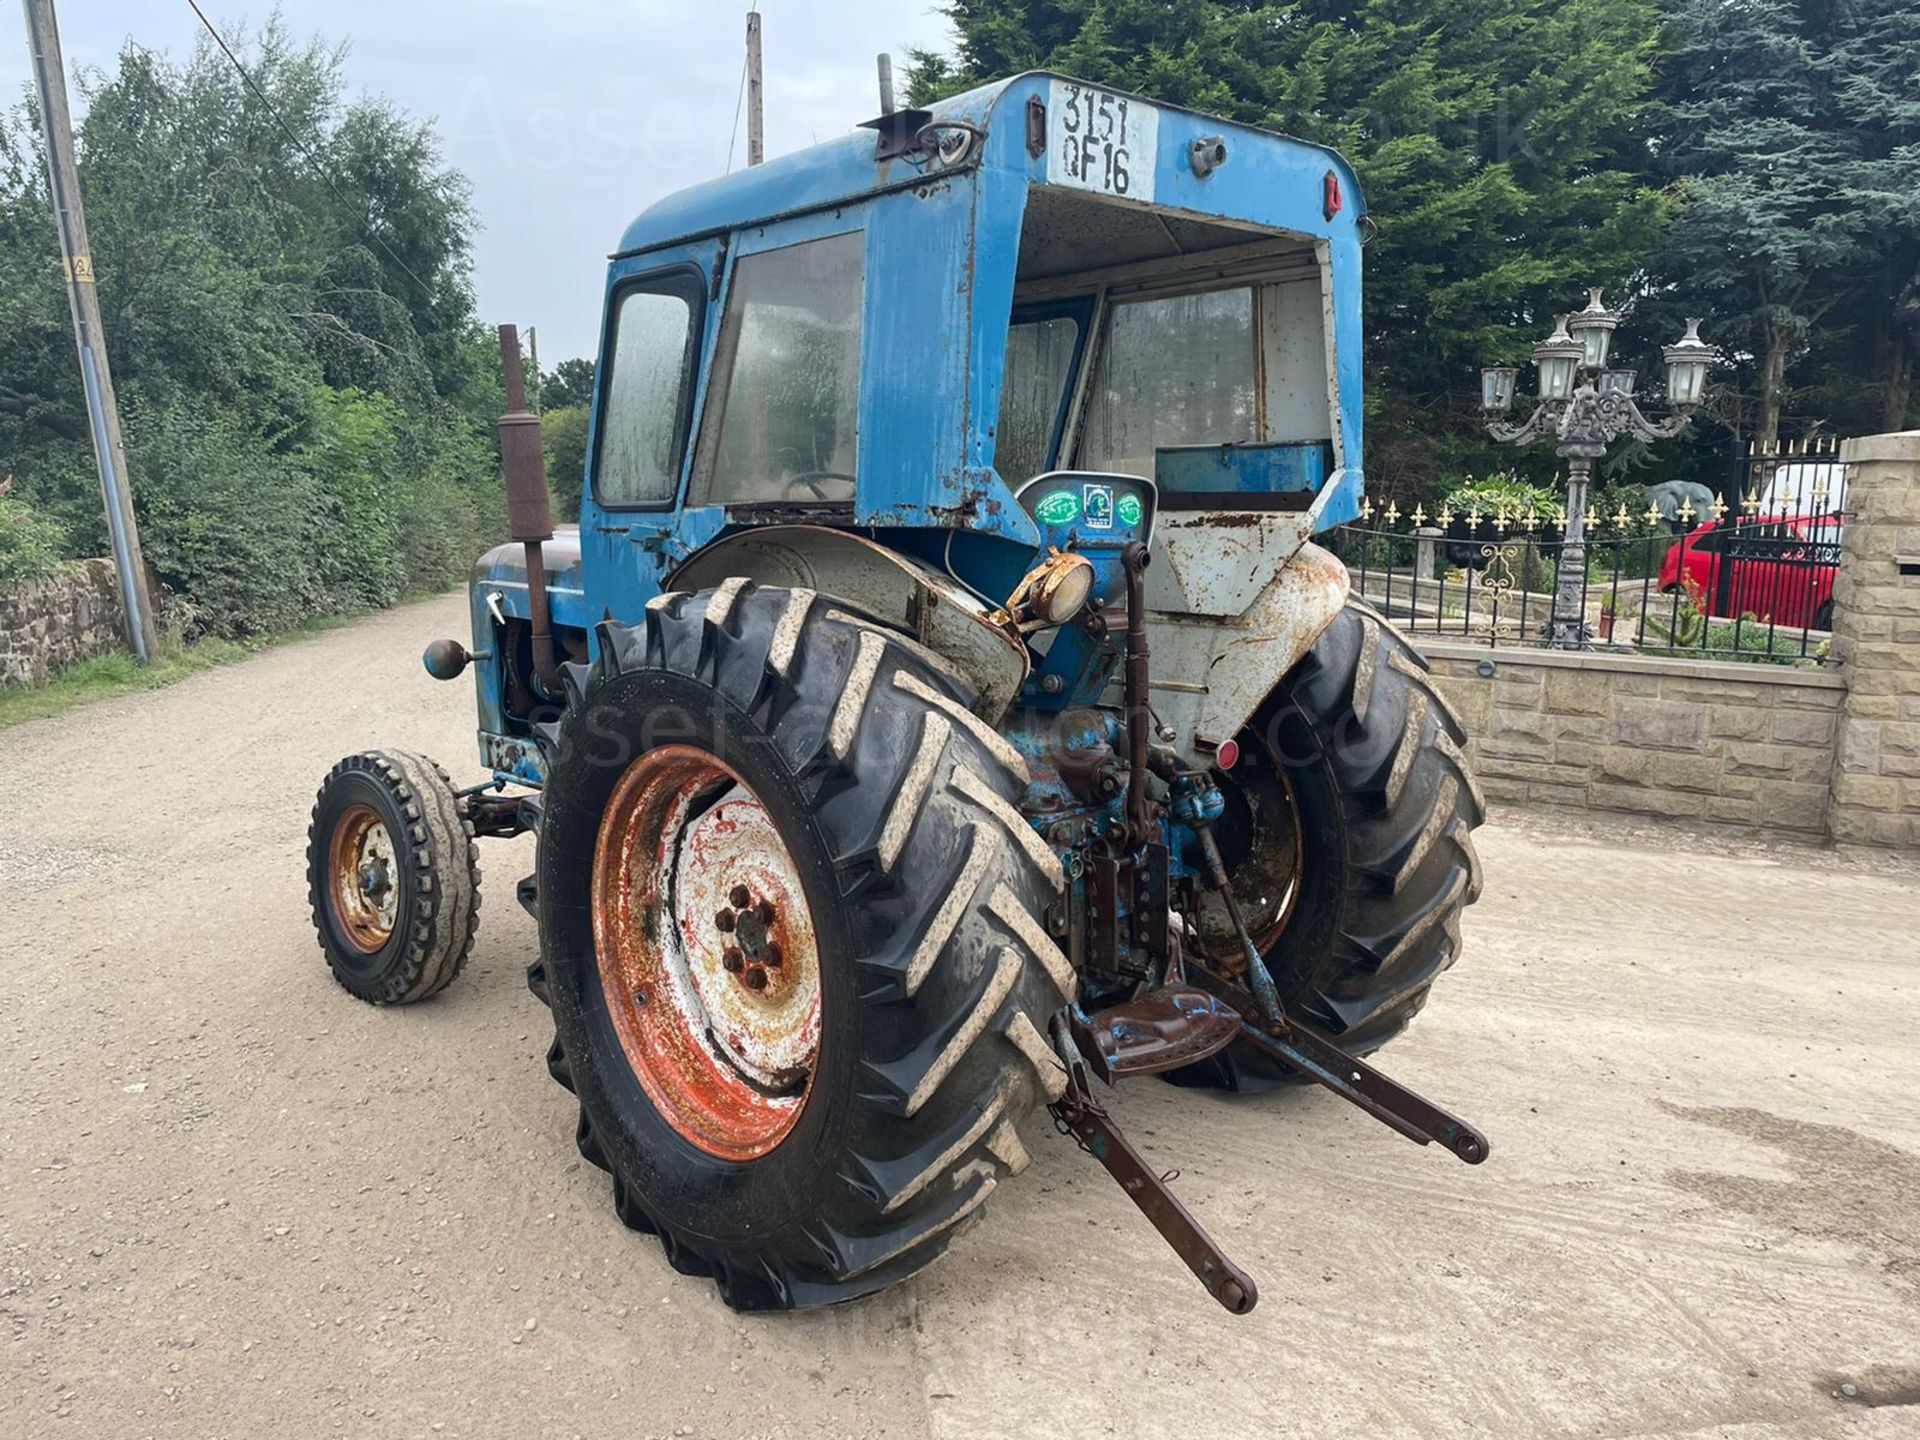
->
<box><xmin>1598</xmin><ymin>595</ymin><xmax>1619</xmax><ymax>641</ymax></box>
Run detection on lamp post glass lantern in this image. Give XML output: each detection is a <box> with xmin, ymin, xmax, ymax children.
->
<box><xmin>1532</xmin><ymin>316</ymin><xmax>1584</xmax><ymax>402</ymax></box>
<box><xmin>1568</xmin><ymin>287</ymin><xmax>1621</xmax><ymax>370</ymax></box>
<box><xmin>1480</xmin><ymin>290</ymin><xmax>1710</xmax><ymax>648</ymax></box>
<box><xmin>1663</xmin><ymin>319</ymin><xmax>1711</xmax><ymax>407</ymax></box>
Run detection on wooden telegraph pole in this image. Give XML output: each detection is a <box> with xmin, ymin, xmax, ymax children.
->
<box><xmin>745</xmin><ymin>10</ymin><xmax>765</xmax><ymax>167</ymax></box>
<box><xmin>21</xmin><ymin>0</ymin><xmax>160</xmax><ymax>664</ymax></box>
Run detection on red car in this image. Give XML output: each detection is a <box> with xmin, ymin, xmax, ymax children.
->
<box><xmin>1659</xmin><ymin>514</ymin><xmax>1841</xmax><ymax>630</ymax></box>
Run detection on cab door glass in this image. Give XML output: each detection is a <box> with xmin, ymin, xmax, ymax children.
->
<box><xmin>596</xmin><ymin>283</ymin><xmax>698</xmax><ymax>508</ymax></box>
<box><xmin>693</xmin><ymin>231</ymin><xmax>865</xmax><ymax>506</ymax></box>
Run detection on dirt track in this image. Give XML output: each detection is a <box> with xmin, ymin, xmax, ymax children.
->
<box><xmin>3</xmin><ymin>591</ymin><xmax>1919</xmax><ymax>1440</ymax></box>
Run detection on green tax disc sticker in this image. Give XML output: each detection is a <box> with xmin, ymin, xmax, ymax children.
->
<box><xmin>1034</xmin><ymin>489</ymin><xmax>1080</xmax><ymax>526</ymax></box>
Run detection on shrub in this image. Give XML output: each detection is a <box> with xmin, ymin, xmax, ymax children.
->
<box><xmin>1439</xmin><ymin>471</ymin><xmax>1562</xmax><ymax>520</ymax></box>
<box><xmin>302</xmin><ymin>387</ymin><xmax>406</xmax><ymax>609</ymax></box>
<box><xmin>542</xmin><ymin>405</ymin><xmax>589</xmax><ymax>524</ymax></box>
<box><xmin>0</xmin><ymin>493</ymin><xmax>68</xmax><ymax>585</ymax></box>
<box><xmin>129</xmin><ymin>403</ymin><xmax>325</xmax><ymax>638</ymax></box>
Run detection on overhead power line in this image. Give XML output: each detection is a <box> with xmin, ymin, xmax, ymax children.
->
<box><xmin>183</xmin><ymin>0</ymin><xmax>436</xmax><ymax>299</ymax></box>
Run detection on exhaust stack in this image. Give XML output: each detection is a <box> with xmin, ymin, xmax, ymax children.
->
<box><xmin>496</xmin><ymin>324</ymin><xmax>561</xmax><ymax>693</ymax></box>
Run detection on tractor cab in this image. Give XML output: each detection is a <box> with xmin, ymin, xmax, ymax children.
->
<box><xmin>471</xmin><ymin>72</ymin><xmax>1366</xmax><ymax>776</ymax></box>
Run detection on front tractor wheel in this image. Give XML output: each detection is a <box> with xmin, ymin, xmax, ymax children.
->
<box><xmin>1176</xmin><ymin>601</ymin><xmax>1486</xmax><ymax>1089</ymax></box>
<box><xmin>532</xmin><ymin>582</ymin><xmax>1070</xmax><ymax>1310</ymax></box>
<box><xmin>306</xmin><ymin>750</ymin><xmax>480</xmax><ymax>1004</ymax></box>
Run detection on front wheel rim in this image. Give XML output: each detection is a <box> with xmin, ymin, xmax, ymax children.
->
<box><xmin>591</xmin><ymin>745</ymin><xmax>823</xmax><ymax>1162</ymax></box>
<box><xmin>329</xmin><ymin>803</ymin><xmax>400</xmax><ymax>953</ymax></box>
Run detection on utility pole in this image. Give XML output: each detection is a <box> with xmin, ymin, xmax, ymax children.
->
<box><xmin>745</xmin><ymin>10</ymin><xmax>764</xmax><ymax>167</ymax></box>
<box><xmin>22</xmin><ymin>0</ymin><xmax>159</xmax><ymax>664</ymax></box>
<box><xmin>526</xmin><ymin>326</ymin><xmax>540</xmax><ymax>412</ymax></box>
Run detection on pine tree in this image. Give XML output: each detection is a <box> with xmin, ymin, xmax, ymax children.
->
<box><xmin>1657</xmin><ymin>0</ymin><xmax>1920</xmax><ymax>445</ymax></box>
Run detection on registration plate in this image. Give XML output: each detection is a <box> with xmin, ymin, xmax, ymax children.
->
<box><xmin>1047</xmin><ymin>79</ymin><xmax>1158</xmax><ymax>203</ymax></box>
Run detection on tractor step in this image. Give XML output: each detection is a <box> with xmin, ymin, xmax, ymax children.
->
<box><xmin>1069</xmin><ymin>985</ymin><xmax>1241</xmax><ymax>1080</ymax></box>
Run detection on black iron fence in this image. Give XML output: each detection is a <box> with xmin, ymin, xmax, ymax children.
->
<box><xmin>1328</xmin><ymin>456</ymin><xmax>1848</xmax><ymax>666</ymax></box>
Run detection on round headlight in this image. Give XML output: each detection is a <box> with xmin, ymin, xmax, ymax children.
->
<box><xmin>1031</xmin><ymin>553</ymin><xmax>1095</xmax><ymax>625</ymax></box>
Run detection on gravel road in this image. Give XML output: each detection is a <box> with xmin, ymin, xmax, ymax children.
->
<box><xmin>3</xmin><ymin>591</ymin><xmax>1918</xmax><ymax>1440</ymax></box>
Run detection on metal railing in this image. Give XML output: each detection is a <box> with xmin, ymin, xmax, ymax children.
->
<box><xmin>1328</xmin><ymin>459</ymin><xmax>1848</xmax><ymax>667</ymax></box>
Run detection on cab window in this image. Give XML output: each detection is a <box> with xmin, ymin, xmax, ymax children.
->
<box><xmin>692</xmin><ymin>231</ymin><xmax>865</xmax><ymax>506</ymax></box>
<box><xmin>594</xmin><ymin>274</ymin><xmax>701</xmax><ymax>508</ymax></box>
<box><xmin>995</xmin><ymin>314</ymin><xmax>1082</xmax><ymax>485</ymax></box>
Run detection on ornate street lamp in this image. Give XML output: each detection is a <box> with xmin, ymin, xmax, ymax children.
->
<box><xmin>1480</xmin><ymin>291</ymin><xmax>1710</xmax><ymax>648</ymax></box>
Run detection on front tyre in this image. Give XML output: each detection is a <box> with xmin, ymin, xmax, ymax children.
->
<box><xmin>532</xmin><ymin>582</ymin><xmax>1072</xmax><ymax>1310</ymax></box>
<box><xmin>307</xmin><ymin>750</ymin><xmax>480</xmax><ymax>1004</ymax></box>
<box><xmin>1177</xmin><ymin>602</ymin><xmax>1485</xmax><ymax>1089</ymax></box>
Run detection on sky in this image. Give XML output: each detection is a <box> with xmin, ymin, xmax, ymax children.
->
<box><xmin>2</xmin><ymin>1</ymin><xmax>958</xmax><ymax>362</ymax></box>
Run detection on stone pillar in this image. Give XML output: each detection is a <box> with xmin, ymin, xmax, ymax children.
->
<box><xmin>1828</xmin><ymin>430</ymin><xmax>1920</xmax><ymax>848</ymax></box>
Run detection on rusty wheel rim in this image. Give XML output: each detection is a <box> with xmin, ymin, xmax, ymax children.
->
<box><xmin>591</xmin><ymin>746</ymin><xmax>822</xmax><ymax>1162</ymax></box>
<box><xmin>329</xmin><ymin>803</ymin><xmax>400</xmax><ymax>954</ymax></box>
<box><xmin>1201</xmin><ymin>735</ymin><xmax>1305</xmax><ymax>962</ymax></box>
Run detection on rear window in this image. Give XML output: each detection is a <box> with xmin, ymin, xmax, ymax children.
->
<box><xmin>1078</xmin><ymin>288</ymin><xmax>1257</xmax><ymax>479</ymax></box>
<box><xmin>995</xmin><ymin>314</ymin><xmax>1081</xmax><ymax>485</ymax></box>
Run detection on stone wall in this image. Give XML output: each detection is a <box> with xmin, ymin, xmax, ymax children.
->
<box><xmin>1829</xmin><ymin>431</ymin><xmax>1920</xmax><ymax>848</ymax></box>
<box><xmin>1422</xmin><ymin>642</ymin><xmax>1846</xmax><ymax>837</ymax></box>
<box><xmin>0</xmin><ymin>559</ymin><xmax>130</xmax><ymax>687</ymax></box>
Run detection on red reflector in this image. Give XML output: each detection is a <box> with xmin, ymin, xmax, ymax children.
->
<box><xmin>1323</xmin><ymin>171</ymin><xmax>1342</xmax><ymax>221</ymax></box>
<box><xmin>1214</xmin><ymin>739</ymin><xmax>1240</xmax><ymax>771</ymax></box>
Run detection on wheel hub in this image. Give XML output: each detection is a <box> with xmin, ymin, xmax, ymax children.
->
<box><xmin>591</xmin><ymin>746</ymin><xmax>822</xmax><ymax>1161</ymax></box>
<box><xmin>329</xmin><ymin>804</ymin><xmax>399</xmax><ymax>953</ymax></box>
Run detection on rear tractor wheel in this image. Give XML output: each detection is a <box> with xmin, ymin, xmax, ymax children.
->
<box><xmin>307</xmin><ymin>750</ymin><xmax>480</xmax><ymax>1004</ymax></box>
<box><xmin>1175</xmin><ymin>601</ymin><xmax>1485</xmax><ymax>1089</ymax></box>
<box><xmin>531</xmin><ymin>582</ymin><xmax>1072</xmax><ymax>1309</ymax></box>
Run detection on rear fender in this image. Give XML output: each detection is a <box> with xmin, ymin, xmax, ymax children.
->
<box><xmin>1135</xmin><ymin>540</ymin><xmax>1351</xmax><ymax>763</ymax></box>
<box><xmin>669</xmin><ymin>526</ymin><xmax>1029</xmax><ymax>720</ymax></box>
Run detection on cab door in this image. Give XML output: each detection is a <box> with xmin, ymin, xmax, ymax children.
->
<box><xmin>577</xmin><ymin>240</ymin><xmax>724</xmax><ymax>632</ymax></box>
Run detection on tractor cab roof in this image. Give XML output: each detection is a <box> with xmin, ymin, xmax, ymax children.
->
<box><xmin>615</xmin><ymin>71</ymin><xmax>1366</xmax><ymax>260</ymax></box>
<box><xmin>587</xmin><ymin>70</ymin><xmax>1370</xmax><ymax>558</ymax></box>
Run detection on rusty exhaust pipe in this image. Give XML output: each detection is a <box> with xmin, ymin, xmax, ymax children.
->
<box><xmin>496</xmin><ymin>324</ymin><xmax>561</xmax><ymax>694</ymax></box>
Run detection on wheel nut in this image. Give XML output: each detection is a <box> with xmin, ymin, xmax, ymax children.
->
<box><xmin>715</xmin><ymin>909</ymin><xmax>736</xmax><ymax>932</ymax></box>
<box><xmin>722</xmin><ymin>946</ymin><xmax>745</xmax><ymax>973</ymax></box>
<box><xmin>729</xmin><ymin>884</ymin><xmax>753</xmax><ymax>909</ymax></box>
<box><xmin>744</xmin><ymin>967</ymin><xmax>768</xmax><ymax>990</ymax></box>
<box><xmin>763</xmin><ymin>941</ymin><xmax>783</xmax><ymax>968</ymax></box>
<box><xmin>756</xmin><ymin>900</ymin><xmax>776</xmax><ymax>925</ymax></box>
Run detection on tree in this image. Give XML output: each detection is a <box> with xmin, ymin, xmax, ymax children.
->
<box><xmin>542</xmin><ymin>405</ymin><xmax>590</xmax><ymax>522</ymax></box>
<box><xmin>911</xmin><ymin>0</ymin><xmax>1672</xmax><ymax>495</ymax></box>
<box><xmin>0</xmin><ymin>19</ymin><xmax>506</xmax><ymax>637</ymax></box>
<box><xmin>541</xmin><ymin>357</ymin><xmax>595</xmax><ymax>412</ymax></box>
<box><xmin>1654</xmin><ymin>0</ymin><xmax>1920</xmax><ymax>447</ymax></box>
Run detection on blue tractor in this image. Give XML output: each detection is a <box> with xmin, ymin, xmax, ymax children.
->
<box><xmin>306</xmin><ymin>71</ymin><xmax>1487</xmax><ymax>1314</ymax></box>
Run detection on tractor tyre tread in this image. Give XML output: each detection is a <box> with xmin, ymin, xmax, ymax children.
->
<box><xmin>306</xmin><ymin>749</ymin><xmax>480</xmax><ymax>1006</ymax></box>
<box><xmin>1177</xmin><ymin>601</ymin><xmax>1483</xmax><ymax>1089</ymax></box>
<box><xmin>531</xmin><ymin>582</ymin><xmax>1067</xmax><ymax>1311</ymax></box>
